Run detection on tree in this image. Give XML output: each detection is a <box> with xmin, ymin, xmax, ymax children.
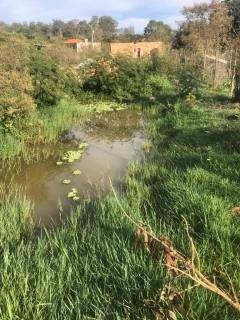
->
<box><xmin>52</xmin><ymin>20</ymin><xmax>65</xmax><ymax>38</ymax></box>
<box><xmin>64</xmin><ymin>20</ymin><xmax>80</xmax><ymax>38</ymax></box>
<box><xmin>175</xmin><ymin>2</ymin><xmax>232</xmax><ymax>53</ymax></box>
<box><xmin>144</xmin><ymin>20</ymin><xmax>173</xmax><ymax>42</ymax></box>
<box><xmin>225</xmin><ymin>0</ymin><xmax>240</xmax><ymax>101</ymax></box>
<box><xmin>78</xmin><ymin>20</ymin><xmax>91</xmax><ymax>39</ymax></box>
<box><xmin>89</xmin><ymin>16</ymin><xmax>102</xmax><ymax>42</ymax></box>
<box><xmin>225</xmin><ymin>0</ymin><xmax>240</xmax><ymax>34</ymax></box>
<box><xmin>99</xmin><ymin>16</ymin><xmax>118</xmax><ymax>41</ymax></box>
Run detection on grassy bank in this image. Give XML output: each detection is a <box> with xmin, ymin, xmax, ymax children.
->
<box><xmin>0</xmin><ymin>100</ymin><xmax>87</xmax><ymax>161</ymax></box>
<box><xmin>0</xmin><ymin>96</ymin><xmax>240</xmax><ymax>319</ymax></box>
<box><xmin>0</xmin><ymin>100</ymin><xmax>126</xmax><ymax>162</ymax></box>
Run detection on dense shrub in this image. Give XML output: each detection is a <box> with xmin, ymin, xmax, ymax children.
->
<box><xmin>43</xmin><ymin>43</ymin><xmax>81</xmax><ymax>66</ymax></box>
<box><xmin>29</xmin><ymin>52</ymin><xmax>65</xmax><ymax>109</ymax></box>
<box><xmin>0</xmin><ymin>36</ymin><xmax>34</xmax><ymax>128</ymax></box>
<box><xmin>112</xmin><ymin>55</ymin><xmax>150</xmax><ymax>101</ymax></box>
<box><xmin>63</xmin><ymin>70</ymin><xmax>83</xmax><ymax>99</ymax></box>
<box><xmin>81</xmin><ymin>55</ymin><xmax>151</xmax><ymax>101</ymax></box>
<box><xmin>81</xmin><ymin>56</ymin><xmax>115</xmax><ymax>96</ymax></box>
<box><xmin>145</xmin><ymin>75</ymin><xmax>175</xmax><ymax>98</ymax></box>
<box><xmin>150</xmin><ymin>52</ymin><xmax>177</xmax><ymax>78</ymax></box>
<box><xmin>176</xmin><ymin>61</ymin><xmax>204</xmax><ymax>96</ymax></box>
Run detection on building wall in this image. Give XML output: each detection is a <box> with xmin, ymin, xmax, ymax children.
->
<box><xmin>76</xmin><ymin>42</ymin><xmax>101</xmax><ymax>53</ymax></box>
<box><xmin>110</xmin><ymin>42</ymin><xmax>165</xmax><ymax>57</ymax></box>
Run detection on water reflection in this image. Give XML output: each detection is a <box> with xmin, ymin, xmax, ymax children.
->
<box><xmin>1</xmin><ymin>109</ymin><xmax>144</xmax><ymax>225</ymax></box>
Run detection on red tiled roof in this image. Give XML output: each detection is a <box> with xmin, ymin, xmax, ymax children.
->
<box><xmin>64</xmin><ymin>39</ymin><xmax>82</xmax><ymax>44</ymax></box>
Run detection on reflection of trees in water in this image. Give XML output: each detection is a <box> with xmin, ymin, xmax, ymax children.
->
<box><xmin>83</xmin><ymin>110</ymin><xmax>142</xmax><ymax>142</ymax></box>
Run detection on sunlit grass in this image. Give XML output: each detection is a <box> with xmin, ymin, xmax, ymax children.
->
<box><xmin>0</xmin><ymin>97</ymin><xmax>239</xmax><ymax>319</ymax></box>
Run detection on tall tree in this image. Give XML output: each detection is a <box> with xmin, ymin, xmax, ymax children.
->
<box><xmin>89</xmin><ymin>16</ymin><xmax>102</xmax><ymax>42</ymax></box>
<box><xmin>64</xmin><ymin>20</ymin><xmax>80</xmax><ymax>38</ymax></box>
<box><xmin>52</xmin><ymin>20</ymin><xmax>65</xmax><ymax>38</ymax></box>
<box><xmin>225</xmin><ymin>0</ymin><xmax>240</xmax><ymax>101</ymax></box>
<box><xmin>99</xmin><ymin>16</ymin><xmax>118</xmax><ymax>40</ymax></box>
<box><xmin>225</xmin><ymin>0</ymin><xmax>240</xmax><ymax>34</ymax></box>
<box><xmin>144</xmin><ymin>20</ymin><xmax>173</xmax><ymax>42</ymax></box>
<box><xmin>78</xmin><ymin>20</ymin><xmax>91</xmax><ymax>39</ymax></box>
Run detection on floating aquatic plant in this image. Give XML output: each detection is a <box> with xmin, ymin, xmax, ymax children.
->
<box><xmin>86</xmin><ymin>102</ymin><xmax>127</xmax><ymax>113</ymax></box>
<box><xmin>73</xmin><ymin>170</ymin><xmax>81</xmax><ymax>176</ymax></box>
<box><xmin>62</xmin><ymin>179</ymin><xmax>71</xmax><ymax>185</ymax></box>
<box><xmin>62</xmin><ymin>143</ymin><xmax>89</xmax><ymax>164</ymax></box>
<box><xmin>67</xmin><ymin>188</ymin><xmax>79</xmax><ymax>200</ymax></box>
<box><xmin>62</xmin><ymin>150</ymin><xmax>82</xmax><ymax>163</ymax></box>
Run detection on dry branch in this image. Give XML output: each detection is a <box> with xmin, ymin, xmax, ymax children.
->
<box><xmin>110</xmin><ymin>180</ymin><xmax>240</xmax><ymax>313</ymax></box>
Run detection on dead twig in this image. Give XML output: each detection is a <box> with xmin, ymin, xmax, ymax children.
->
<box><xmin>110</xmin><ymin>180</ymin><xmax>240</xmax><ymax>313</ymax></box>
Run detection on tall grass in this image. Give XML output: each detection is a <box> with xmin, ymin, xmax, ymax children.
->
<box><xmin>0</xmin><ymin>96</ymin><xmax>239</xmax><ymax>319</ymax></box>
<box><xmin>0</xmin><ymin>100</ymin><xmax>87</xmax><ymax>161</ymax></box>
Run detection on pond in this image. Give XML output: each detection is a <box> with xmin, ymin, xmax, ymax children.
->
<box><xmin>1</xmin><ymin>108</ymin><xmax>144</xmax><ymax>226</ymax></box>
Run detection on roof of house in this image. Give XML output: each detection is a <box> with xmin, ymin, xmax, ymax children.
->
<box><xmin>64</xmin><ymin>39</ymin><xmax>82</xmax><ymax>44</ymax></box>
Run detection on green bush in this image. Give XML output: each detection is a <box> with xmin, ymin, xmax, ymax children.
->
<box><xmin>0</xmin><ymin>36</ymin><xmax>34</xmax><ymax>129</ymax></box>
<box><xmin>145</xmin><ymin>75</ymin><xmax>175</xmax><ymax>98</ymax></box>
<box><xmin>150</xmin><ymin>52</ymin><xmax>177</xmax><ymax>78</ymax></box>
<box><xmin>29</xmin><ymin>52</ymin><xmax>64</xmax><ymax>109</ymax></box>
<box><xmin>112</xmin><ymin>55</ymin><xmax>150</xmax><ymax>101</ymax></box>
<box><xmin>81</xmin><ymin>56</ymin><xmax>115</xmax><ymax>96</ymax></box>
<box><xmin>63</xmin><ymin>70</ymin><xmax>83</xmax><ymax>100</ymax></box>
<box><xmin>81</xmin><ymin>55</ymin><xmax>151</xmax><ymax>101</ymax></box>
<box><xmin>176</xmin><ymin>62</ymin><xmax>203</xmax><ymax>96</ymax></box>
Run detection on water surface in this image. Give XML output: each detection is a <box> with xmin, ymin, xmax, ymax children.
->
<box><xmin>1</xmin><ymin>109</ymin><xmax>144</xmax><ymax>225</ymax></box>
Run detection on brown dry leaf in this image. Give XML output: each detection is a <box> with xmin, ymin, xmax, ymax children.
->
<box><xmin>143</xmin><ymin>231</ymin><xmax>150</xmax><ymax>252</ymax></box>
<box><xmin>165</xmin><ymin>253</ymin><xmax>176</xmax><ymax>273</ymax></box>
<box><xmin>160</xmin><ymin>237</ymin><xmax>179</xmax><ymax>275</ymax></box>
<box><xmin>231</xmin><ymin>207</ymin><xmax>240</xmax><ymax>215</ymax></box>
<box><xmin>134</xmin><ymin>228</ymin><xmax>142</xmax><ymax>248</ymax></box>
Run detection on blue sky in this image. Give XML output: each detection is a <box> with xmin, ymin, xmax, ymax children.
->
<box><xmin>0</xmin><ymin>0</ymin><xmax>207</xmax><ymax>31</ymax></box>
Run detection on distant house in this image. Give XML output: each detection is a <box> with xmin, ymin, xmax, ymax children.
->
<box><xmin>64</xmin><ymin>38</ymin><xmax>101</xmax><ymax>53</ymax></box>
<box><xmin>109</xmin><ymin>41</ymin><xmax>165</xmax><ymax>58</ymax></box>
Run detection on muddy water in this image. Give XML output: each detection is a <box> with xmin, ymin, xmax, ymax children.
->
<box><xmin>2</xmin><ymin>109</ymin><xmax>144</xmax><ymax>225</ymax></box>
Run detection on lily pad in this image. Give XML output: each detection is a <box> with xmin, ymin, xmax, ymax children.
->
<box><xmin>73</xmin><ymin>170</ymin><xmax>82</xmax><ymax>176</ymax></box>
<box><xmin>67</xmin><ymin>191</ymin><xmax>75</xmax><ymax>198</ymax></box>
<box><xmin>67</xmin><ymin>188</ymin><xmax>79</xmax><ymax>200</ymax></box>
<box><xmin>63</xmin><ymin>179</ymin><xmax>71</xmax><ymax>185</ymax></box>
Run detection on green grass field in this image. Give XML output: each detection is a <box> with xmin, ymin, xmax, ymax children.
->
<box><xmin>0</xmin><ymin>94</ymin><xmax>240</xmax><ymax>319</ymax></box>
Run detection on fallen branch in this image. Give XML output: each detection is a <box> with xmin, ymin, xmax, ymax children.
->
<box><xmin>110</xmin><ymin>180</ymin><xmax>240</xmax><ymax>313</ymax></box>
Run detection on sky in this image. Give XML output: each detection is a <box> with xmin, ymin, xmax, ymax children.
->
<box><xmin>0</xmin><ymin>0</ymin><xmax>207</xmax><ymax>32</ymax></box>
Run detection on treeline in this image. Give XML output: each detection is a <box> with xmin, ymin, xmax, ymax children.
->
<box><xmin>0</xmin><ymin>17</ymin><xmax>173</xmax><ymax>43</ymax></box>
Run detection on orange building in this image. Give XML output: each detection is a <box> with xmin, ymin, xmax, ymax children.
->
<box><xmin>109</xmin><ymin>41</ymin><xmax>165</xmax><ymax>58</ymax></box>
